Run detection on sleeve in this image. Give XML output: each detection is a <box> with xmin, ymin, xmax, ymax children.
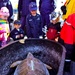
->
<box><xmin>39</xmin><ymin>15</ymin><xmax>43</xmax><ymax>36</ymax></box>
<box><xmin>39</xmin><ymin>0</ymin><xmax>42</xmax><ymax>12</ymax></box>
<box><xmin>32</xmin><ymin>0</ymin><xmax>36</xmax><ymax>2</ymax></box>
<box><xmin>9</xmin><ymin>31</ymin><xmax>16</xmax><ymax>40</ymax></box>
<box><xmin>7</xmin><ymin>0</ymin><xmax>13</xmax><ymax>18</ymax></box>
<box><xmin>49</xmin><ymin>0</ymin><xmax>55</xmax><ymax>13</ymax></box>
<box><xmin>26</xmin><ymin>16</ymin><xmax>32</xmax><ymax>38</ymax></box>
<box><xmin>20</xmin><ymin>29</ymin><xmax>25</xmax><ymax>36</ymax></box>
<box><xmin>18</xmin><ymin>0</ymin><xmax>23</xmax><ymax>20</ymax></box>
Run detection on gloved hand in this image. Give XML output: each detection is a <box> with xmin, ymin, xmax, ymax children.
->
<box><xmin>39</xmin><ymin>36</ymin><xmax>43</xmax><ymax>39</ymax></box>
<box><xmin>42</xmin><ymin>25</ymin><xmax>48</xmax><ymax>33</ymax></box>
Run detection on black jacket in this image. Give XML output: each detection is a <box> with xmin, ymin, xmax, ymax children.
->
<box><xmin>10</xmin><ymin>28</ymin><xmax>25</xmax><ymax>41</ymax></box>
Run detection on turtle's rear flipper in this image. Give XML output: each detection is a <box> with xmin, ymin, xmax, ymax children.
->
<box><xmin>10</xmin><ymin>61</ymin><xmax>22</xmax><ymax>68</ymax></box>
<box><xmin>44</xmin><ymin>64</ymin><xmax>52</xmax><ymax>70</ymax></box>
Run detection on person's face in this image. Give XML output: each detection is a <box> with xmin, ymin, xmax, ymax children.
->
<box><xmin>0</xmin><ymin>15</ymin><xmax>8</xmax><ymax>20</ymax></box>
<box><xmin>52</xmin><ymin>17</ymin><xmax>59</xmax><ymax>24</ymax></box>
<box><xmin>3</xmin><ymin>16</ymin><xmax>8</xmax><ymax>20</ymax></box>
<box><xmin>30</xmin><ymin>10</ymin><xmax>37</xmax><ymax>16</ymax></box>
<box><xmin>52</xmin><ymin>20</ymin><xmax>57</xmax><ymax>24</ymax></box>
<box><xmin>14</xmin><ymin>24</ymin><xmax>21</xmax><ymax>29</ymax></box>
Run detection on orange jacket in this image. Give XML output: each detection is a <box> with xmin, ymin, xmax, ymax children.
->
<box><xmin>60</xmin><ymin>13</ymin><xmax>75</xmax><ymax>44</ymax></box>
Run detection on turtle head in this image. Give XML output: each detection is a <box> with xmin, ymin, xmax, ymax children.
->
<box><xmin>27</xmin><ymin>52</ymin><xmax>34</xmax><ymax>59</ymax></box>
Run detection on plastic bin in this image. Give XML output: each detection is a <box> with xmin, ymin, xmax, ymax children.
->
<box><xmin>0</xmin><ymin>39</ymin><xmax>66</xmax><ymax>75</ymax></box>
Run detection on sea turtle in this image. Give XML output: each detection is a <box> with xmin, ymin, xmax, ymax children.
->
<box><xmin>10</xmin><ymin>52</ymin><xmax>52</xmax><ymax>75</ymax></box>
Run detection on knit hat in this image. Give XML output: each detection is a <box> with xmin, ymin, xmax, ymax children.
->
<box><xmin>29</xmin><ymin>2</ymin><xmax>37</xmax><ymax>11</ymax></box>
<box><xmin>0</xmin><ymin>7</ymin><xmax>10</xmax><ymax>17</ymax></box>
<box><xmin>50</xmin><ymin>12</ymin><xmax>59</xmax><ymax>20</ymax></box>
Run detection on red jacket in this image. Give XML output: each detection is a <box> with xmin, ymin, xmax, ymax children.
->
<box><xmin>60</xmin><ymin>13</ymin><xmax>75</xmax><ymax>44</ymax></box>
<box><xmin>46</xmin><ymin>27</ymin><xmax>59</xmax><ymax>40</ymax></box>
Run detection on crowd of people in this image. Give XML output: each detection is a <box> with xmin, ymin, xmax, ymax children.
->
<box><xmin>0</xmin><ymin>0</ymin><xmax>75</xmax><ymax>72</ymax></box>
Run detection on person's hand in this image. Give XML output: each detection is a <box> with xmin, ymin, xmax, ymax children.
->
<box><xmin>16</xmin><ymin>35</ymin><xmax>20</xmax><ymax>38</ymax></box>
<box><xmin>20</xmin><ymin>34</ymin><xmax>24</xmax><ymax>37</ymax></box>
<box><xmin>39</xmin><ymin>36</ymin><xmax>43</xmax><ymax>39</ymax></box>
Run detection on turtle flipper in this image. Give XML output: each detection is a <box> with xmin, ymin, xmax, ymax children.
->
<box><xmin>44</xmin><ymin>64</ymin><xmax>52</xmax><ymax>70</ymax></box>
<box><xmin>19</xmin><ymin>38</ymin><xmax>27</xmax><ymax>44</ymax></box>
<box><xmin>10</xmin><ymin>61</ymin><xmax>22</xmax><ymax>68</ymax></box>
<box><xmin>19</xmin><ymin>39</ymin><xmax>25</xmax><ymax>44</ymax></box>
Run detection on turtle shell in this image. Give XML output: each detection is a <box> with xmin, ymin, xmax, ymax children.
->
<box><xmin>14</xmin><ymin>53</ymin><xmax>50</xmax><ymax>75</ymax></box>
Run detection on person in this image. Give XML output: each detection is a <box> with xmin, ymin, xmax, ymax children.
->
<box><xmin>58</xmin><ymin>13</ymin><xmax>75</xmax><ymax>72</ymax></box>
<box><xmin>61</xmin><ymin>5</ymin><xmax>67</xmax><ymax>15</ymax></box>
<box><xmin>59</xmin><ymin>13</ymin><xmax>75</xmax><ymax>60</ymax></box>
<box><xmin>9</xmin><ymin>20</ymin><xmax>25</xmax><ymax>41</ymax></box>
<box><xmin>18</xmin><ymin>0</ymin><xmax>36</xmax><ymax>33</ymax></box>
<box><xmin>39</xmin><ymin>0</ymin><xmax>55</xmax><ymax>38</ymax></box>
<box><xmin>0</xmin><ymin>7</ymin><xmax>10</xmax><ymax>47</ymax></box>
<box><xmin>46</xmin><ymin>11</ymin><xmax>61</xmax><ymax>41</ymax></box>
<box><xmin>0</xmin><ymin>0</ymin><xmax>13</xmax><ymax>30</ymax></box>
<box><xmin>26</xmin><ymin>2</ymin><xmax>43</xmax><ymax>38</ymax></box>
<box><xmin>62</xmin><ymin>0</ymin><xmax>75</xmax><ymax>20</ymax></box>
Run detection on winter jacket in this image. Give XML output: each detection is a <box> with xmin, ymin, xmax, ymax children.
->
<box><xmin>46</xmin><ymin>23</ymin><xmax>60</xmax><ymax>40</ymax></box>
<box><xmin>63</xmin><ymin>0</ymin><xmax>75</xmax><ymax>19</ymax></box>
<box><xmin>60</xmin><ymin>13</ymin><xmax>75</xmax><ymax>44</ymax></box>
<box><xmin>26</xmin><ymin>14</ymin><xmax>43</xmax><ymax>38</ymax></box>
<box><xmin>10</xmin><ymin>28</ymin><xmax>25</xmax><ymax>41</ymax></box>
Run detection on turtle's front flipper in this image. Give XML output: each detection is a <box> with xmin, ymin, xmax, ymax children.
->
<box><xmin>44</xmin><ymin>64</ymin><xmax>52</xmax><ymax>70</ymax></box>
<box><xmin>19</xmin><ymin>38</ymin><xmax>27</xmax><ymax>44</ymax></box>
<box><xmin>10</xmin><ymin>61</ymin><xmax>22</xmax><ymax>68</ymax></box>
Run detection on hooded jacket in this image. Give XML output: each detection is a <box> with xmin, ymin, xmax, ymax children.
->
<box><xmin>60</xmin><ymin>13</ymin><xmax>75</xmax><ymax>44</ymax></box>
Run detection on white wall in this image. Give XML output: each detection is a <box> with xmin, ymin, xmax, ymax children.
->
<box><xmin>10</xmin><ymin>0</ymin><xmax>18</xmax><ymax>9</ymax></box>
<box><xmin>54</xmin><ymin>0</ymin><xmax>66</xmax><ymax>12</ymax></box>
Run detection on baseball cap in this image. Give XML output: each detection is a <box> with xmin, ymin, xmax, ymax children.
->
<box><xmin>14</xmin><ymin>20</ymin><xmax>21</xmax><ymax>25</ymax></box>
<box><xmin>29</xmin><ymin>2</ymin><xmax>37</xmax><ymax>11</ymax></box>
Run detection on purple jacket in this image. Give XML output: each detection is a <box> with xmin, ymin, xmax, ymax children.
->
<box><xmin>39</xmin><ymin>0</ymin><xmax>55</xmax><ymax>14</ymax></box>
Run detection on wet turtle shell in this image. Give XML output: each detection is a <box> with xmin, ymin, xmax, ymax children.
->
<box><xmin>11</xmin><ymin>52</ymin><xmax>50</xmax><ymax>75</ymax></box>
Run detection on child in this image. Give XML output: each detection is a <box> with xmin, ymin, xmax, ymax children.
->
<box><xmin>9</xmin><ymin>20</ymin><xmax>25</xmax><ymax>41</ymax></box>
<box><xmin>0</xmin><ymin>7</ymin><xmax>10</xmax><ymax>47</ymax></box>
<box><xmin>46</xmin><ymin>11</ymin><xmax>61</xmax><ymax>41</ymax></box>
<box><xmin>26</xmin><ymin>2</ymin><xmax>43</xmax><ymax>38</ymax></box>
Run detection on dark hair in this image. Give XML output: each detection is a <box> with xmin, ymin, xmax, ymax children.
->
<box><xmin>14</xmin><ymin>20</ymin><xmax>21</xmax><ymax>25</ymax></box>
<box><xmin>61</xmin><ymin>5</ymin><xmax>67</xmax><ymax>15</ymax></box>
